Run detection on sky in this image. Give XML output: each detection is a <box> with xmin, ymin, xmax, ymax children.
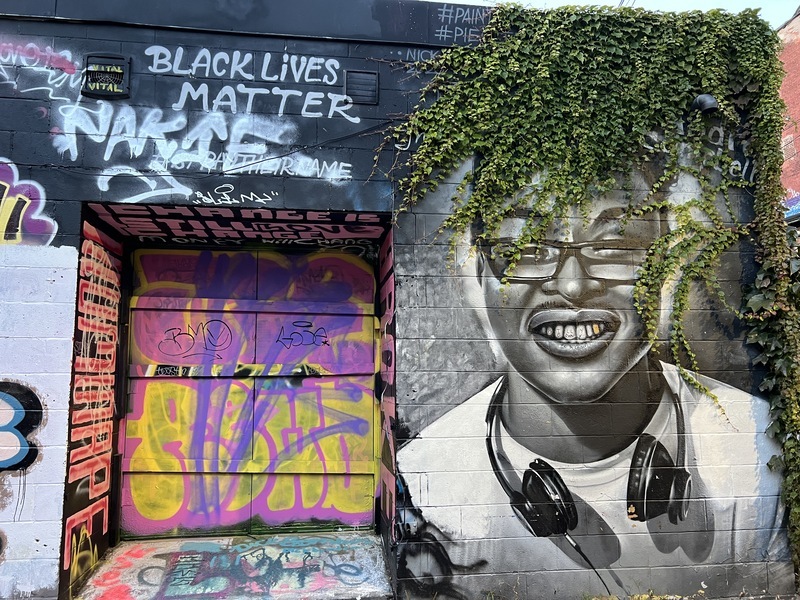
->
<box><xmin>419</xmin><ymin>1</ymin><xmax>796</xmax><ymax>29</ymax></box>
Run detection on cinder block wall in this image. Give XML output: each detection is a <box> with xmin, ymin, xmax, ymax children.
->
<box><xmin>0</xmin><ymin>3</ymin><xmax>796</xmax><ymax>599</ymax></box>
<box><xmin>392</xmin><ymin>174</ymin><xmax>795</xmax><ymax>599</ymax></box>
<box><xmin>0</xmin><ymin>245</ymin><xmax>78</xmax><ymax>599</ymax></box>
<box><xmin>393</xmin><ymin>161</ymin><xmax>498</xmax><ymax>435</ymax></box>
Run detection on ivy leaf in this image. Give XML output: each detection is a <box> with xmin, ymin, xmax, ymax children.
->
<box><xmin>747</xmin><ymin>293</ymin><xmax>772</xmax><ymax>312</ymax></box>
<box><xmin>768</xmin><ymin>453</ymin><xmax>785</xmax><ymax>470</ymax></box>
<box><xmin>767</xmin><ymin>418</ymin><xmax>785</xmax><ymax>439</ymax></box>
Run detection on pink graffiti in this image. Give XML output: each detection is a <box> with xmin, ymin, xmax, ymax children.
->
<box><xmin>90</xmin><ymin>543</ymin><xmax>158</xmax><ymax>599</ymax></box>
<box><xmin>121</xmin><ymin>248</ymin><xmax>379</xmax><ymax>536</ymax></box>
<box><xmin>130</xmin><ymin>249</ymin><xmax>375</xmax><ymax>309</ymax></box>
<box><xmin>121</xmin><ymin>376</ymin><xmax>376</xmax><ymax>535</ymax></box>
<box><xmin>0</xmin><ymin>42</ymin><xmax>77</xmax><ymax>73</ymax></box>
<box><xmin>62</xmin><ymin>224</ymin><xmax>122</xmax><ymax>586</ymax></box>
<box><xmin>130</xmin><ymin>311</ymin><xmax>256</xmax><ymax>374</ymax></box>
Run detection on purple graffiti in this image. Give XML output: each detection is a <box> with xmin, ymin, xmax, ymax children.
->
<box><xmin>122</xmin><ymin>375</ymin><xmax>376</xmax><ymax>535</ymax></box>
<box><xmin>0</xmin><ymin>159</ymin><xmax>57</xmax><ymax>245</ymax></box>
<box><xmin>121</xmin><ymin>248</ymin><xmax>378</xmax><ymax>537</ymax></box>
<box><xmin>131</xmin><ymin>310</ymin><xmax>256</xmax><ymax>374</ymax></box>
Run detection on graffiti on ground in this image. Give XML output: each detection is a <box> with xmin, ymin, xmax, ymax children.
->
<box><xmin>79</xmin><ymin>534</ymin><xmax>389</xmax><ymax>599</ymax></box>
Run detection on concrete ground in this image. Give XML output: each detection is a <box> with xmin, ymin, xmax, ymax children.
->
<box><xmin>75</xmin><ymin>531</ymin><xmax>393</xmax><ymax>600</ymax></box>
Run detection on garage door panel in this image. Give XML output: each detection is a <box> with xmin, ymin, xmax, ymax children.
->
<box><xmin>250</xmin><ymin>376</ymin><xmax>376</xmax><ymax>474</ymax></box>
<box><xmin>249</xmin><ymin>473</ymin><xmax>375</xmax><ymax>530</ymax></box>
<box><xmin>257</xmin><ymin>251</ymin><xmax>375</xmax><ymax>313</ymax></box>
<box><xmin>121</xmin><ymin>475</ymin><xmax>374</xmax><ymax>537</ymax></box>
<box><xmin>132</xmin><ymin>250</ymin><xmax>259</xmax><ymax>299</ymax></box>
<box><xmin>255</xmin><ymin>314</ymin><xmax>376</xmax><ymax>375</ymax></box>
<box><xmin>125</xmin><ymin>378</ymin><xmax>255</xmax><ymax>472</ymax></box>
<box><xmin>121</xmin><ymin>472</ymin><xmax>253</xmax><ymax>538</ymax></box>
<box><xmin>130</xmin><ymin>310</ymin><xmax>256</xmax><ymax>376</ymax></box>
<box><xmin>123</xmin><ymin>248</ymin><xmax>380</xmax><ymax>538</ymax></box>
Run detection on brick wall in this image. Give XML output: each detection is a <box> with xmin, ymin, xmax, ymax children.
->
<box><xmin>780</xmin><ymin>14</ymin><xmax>800</xmax><ymax>218</ymax></box>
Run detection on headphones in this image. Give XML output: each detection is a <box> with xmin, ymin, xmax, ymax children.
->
<box><xmin>485</xmin><ymin>375</ymin><xmax>692</xmax><ymax>542</ymax></box>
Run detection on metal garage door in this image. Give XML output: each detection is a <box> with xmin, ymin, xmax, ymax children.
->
<box><xmin>119</xmin><ymin>248</ymin><xmax>379</xmax><ymax>537</ymax></box>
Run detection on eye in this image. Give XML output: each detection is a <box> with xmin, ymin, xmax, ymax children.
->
<box><xmin>485</xmin><ymin>238</ymin><xmax>515</xmax><ymax>258</ymax></box>
<box><xmin>591</xmin><ymin>248</ymin><xmax>630</xmax><ymax>259</ymax></box>
<box><xmin>585</xmin><ymin>246</ymin><xmax>648</xmax><ymax>263</ymax></box>
<box><xmin>518</xmin><ymin>246</ymin><xmax>560</xmax><ymax>265</ymax></box>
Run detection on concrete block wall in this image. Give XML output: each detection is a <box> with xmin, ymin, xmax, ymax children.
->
<box><xmin>0</xmin><ymin>2</ymin><xmax>795</xmax><ymax>598</ymax></box>
<box><xmin>392</xmin><ymin>160</ymin><xmax>500</xmax><ymax>436</ymax></box>
<box><xmin>0</xmin><ymin>244</ymin><xmax>78</xmax><ymax>599</ymax></box>
<box><xmin>392</xmin><ymin>175</ymin><xmax>796</xmax><ymax>599</ymax></box>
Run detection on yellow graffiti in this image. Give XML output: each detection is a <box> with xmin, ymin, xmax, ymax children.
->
<box><xmin>125</xmin><ymin>376</ymin><xmax>376</xmax><ymax>524</ymax></box>
<box><xmin>124</xmin><ymin>247</ymin><xmax>380</xmax><ymax>532</ymax></box>
<box><xmin>69</xmin><ymin>525</ymin><xmax>99</xmax><ymax>599</ymax></box>
<box><xmin>126</xmin><ymin>379</ymin><xmax>252</xmax><ymax>470</ymax></box>
<box><xmin>250</xmin><ymin>379</ymin><xmax>375</xmax><ymax>472</ymax></box>
<box><xmin>257</xmin><ymin>473</ymin><xmax>374</xmax><ymax>514</ymax></box>
<box><xmin>0</xmin><ymin>181</ymin><xmax>30</xmax><ymax>245</ymax></box>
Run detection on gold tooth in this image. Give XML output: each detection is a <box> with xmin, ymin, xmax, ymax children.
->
<box><xmin>539</xmin><ymin>322</ymin><xmax>608</xmax><ymax>340</ymax></box>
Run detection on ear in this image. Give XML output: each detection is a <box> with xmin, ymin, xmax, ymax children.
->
<box><xmin>460</xmin><ymin>250</ymin><xmax>501</xmax><ymax>367</ymax></box>
<box><xmin>460</xmin><ymin>248</ymin><xmax>488</xmax><ymax>308</ymax></box>
<box><xmin>474</xmin><ymin>247</ymin><xmax>487</xmax><ymax>288</ymax></box>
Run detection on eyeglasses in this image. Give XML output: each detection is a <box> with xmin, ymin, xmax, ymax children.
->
<box><xmin>482</xmin><ymin>239</ymin><xmax>649</xmax><ymax>281</ymax></box>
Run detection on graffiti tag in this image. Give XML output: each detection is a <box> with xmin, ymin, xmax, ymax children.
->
<box><xmin>276</xmin><ymin>320</ymin><xmax>330</xmax><ymax>349</ymax></box>
<box><xmin>158</xmin><ymin>320</ymin><xmax>234</xmax><ymax>359</ymax></box>
<box><xmin>193</xmin><ymin>183</ymin><xmax>277</xmax><ymax>206</ymax></box>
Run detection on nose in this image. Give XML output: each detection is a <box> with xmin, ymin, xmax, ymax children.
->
<box><xmin>540</xmin><ymin>252</ymin><xmax>605</xmax><ymax>301</ymax></box>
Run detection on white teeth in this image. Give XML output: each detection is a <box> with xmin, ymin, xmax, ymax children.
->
<box><xmin>537</xmin><ymin>321</ymin><xmax>607</xmax><ymax>342</ymax></box>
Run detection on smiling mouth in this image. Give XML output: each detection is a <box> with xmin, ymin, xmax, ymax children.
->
<box><xmin>533</xmin><ymin>321</ymin><xmax>610</xmax><ymax>342</ymax></box>
<box><xmin>527</xmin><ymin>310</ymin><xmax>619</xmax><ymax>358</ymax></box>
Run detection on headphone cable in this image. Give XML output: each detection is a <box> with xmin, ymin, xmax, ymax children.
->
<box><xmin>486</xmin><ymin>379</ymin><xmax>619</xmax><ymax>596</ymax></box>
<box><xmin>564</xmin><ymin>533</ymin><xmax>612</xmax><ymax>596</ymax></box>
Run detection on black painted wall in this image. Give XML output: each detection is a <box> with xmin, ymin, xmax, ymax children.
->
<box><xmin>0</xmin><ymin>1</ymin><xmax>491</xmax><ymax>249</ymax></box>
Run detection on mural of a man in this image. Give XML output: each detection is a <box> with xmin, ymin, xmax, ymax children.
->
<box><xmin>396</xmin><ymin>167</ymin><xmax>794</xmax><ymax>599</ymax></box>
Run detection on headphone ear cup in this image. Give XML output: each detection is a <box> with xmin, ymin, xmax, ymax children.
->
<box><xmin>667</xmin><ymin>467</ymin><xmax>692</xmax><ymax>525</ymax></box>
<box><xmin>508</xmin><ymin>489</ymin><xmax>554</xmax><ymax>537</ymax></box>
<box><xmin>518</xmin><ymin>459</ymin><xmax>578</xmax><ymax>536</ymax></box>
<box><xmin>627</xmin><ymin>433</ymin><xmax>680</xmax><ymax>522</ymax></box>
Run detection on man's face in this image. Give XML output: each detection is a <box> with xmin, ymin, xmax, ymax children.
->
<box><xmin>479</xmin><ymin>187</ymin><xmax>663</xmax><ymax>404</ymax></box>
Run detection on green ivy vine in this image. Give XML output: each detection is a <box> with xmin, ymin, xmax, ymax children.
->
<box><xmin>389</xmin><ymin>4</ymin><xmax>800</xmax><ymax>570</ymax></box>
